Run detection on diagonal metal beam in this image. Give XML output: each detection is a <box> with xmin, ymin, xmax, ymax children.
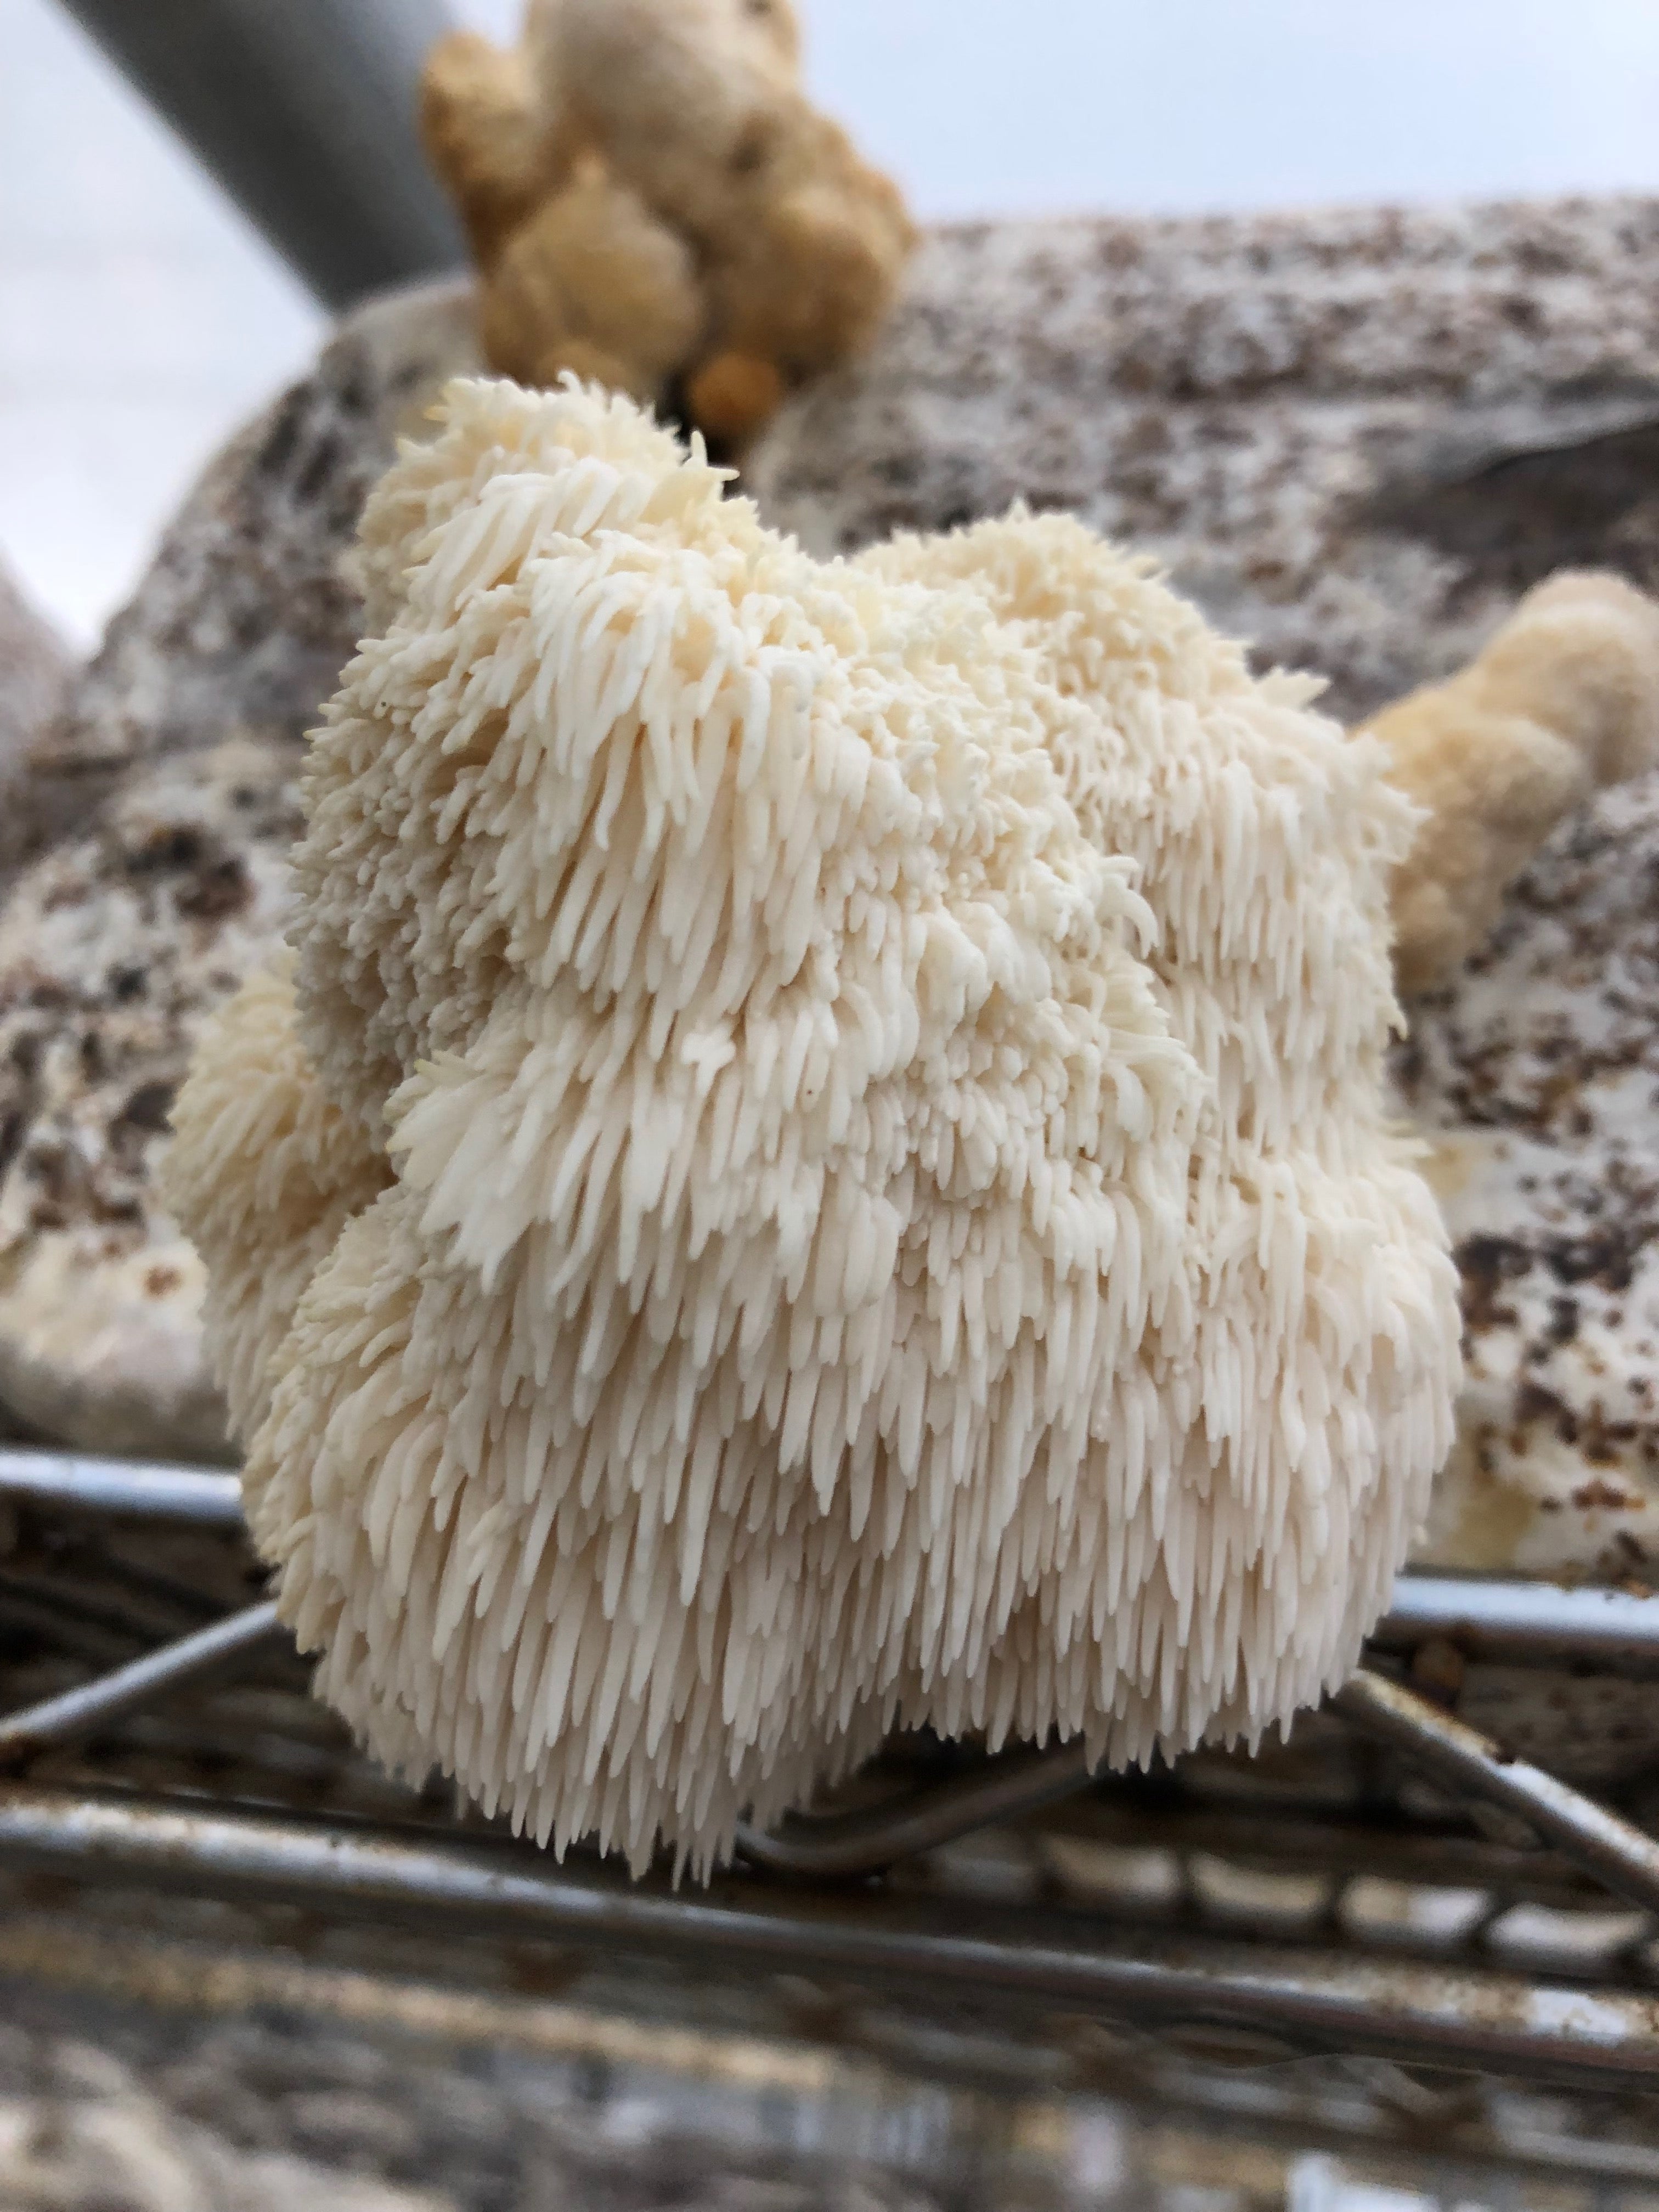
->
<box><xmin>54</xmin><ymin>0</ymin><xmax>466</xmax><ymax>311</ymax></box>
<box><xmin>736</xmin><ymin>1661</ymin><xmax>1659</xmax><ymax>1906</ymax></box>
<box><xmin>0</xmin><ymin>1602</ymin><xmax>287</xmax><ymax>1774</ymax></box>
<box><xmin>737</xmin><ymin>1738</ymin><xmax>1098</xmax><ymax>1877</ymax></box>
<box><xmin>1333</xmin><ymin>1667</ymin><xmax>1659</xmax><ymax>1920</ymax></box>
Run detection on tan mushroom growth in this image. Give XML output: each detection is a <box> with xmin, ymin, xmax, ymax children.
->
<box><xmin>420</xmin><ymin>0</ymin><xmax>916</xmax><ymax>449</ymax></box>
<box><xmin>163</xmin><ymin>376</ymin><xmax>1462</xmax><ymax>1878</ymax></box>
<box><xmin>1363</xmin><ymin>570</ymin><xmax>1659</xmax><ymax>996</ymax></box>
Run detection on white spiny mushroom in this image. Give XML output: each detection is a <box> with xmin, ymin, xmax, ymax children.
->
<box><xmin>163</xmin><ymin>376</ymin><xmax>1462</xmax><ymax>1879</ymax></box>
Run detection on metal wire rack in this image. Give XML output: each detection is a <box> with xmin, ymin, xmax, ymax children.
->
<box><xmin>3</xmin><ymin>1437</ymin><xmax>1659</xmax><ymax>2186</ymax></box>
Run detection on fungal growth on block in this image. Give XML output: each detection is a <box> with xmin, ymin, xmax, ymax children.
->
<box><xmin>420</xmin><ymin>0</ymin><xmax>916</xmax><ymax>450</ymax></box>
<box><xmin>1362</xmin><ymin>570</ymin><xmax>1659</xmax><ymax>998</ymax></box>
<box><xmin>165</xmin><ymin>376</ymin><xmax>1463</xmax><ymax>1878</ymax></box>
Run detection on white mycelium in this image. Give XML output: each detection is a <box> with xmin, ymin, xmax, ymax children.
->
<box><xmin>165</xmin><ymin>376</ymin><xmax>1461</xmax><ymax>1877</ymax></box>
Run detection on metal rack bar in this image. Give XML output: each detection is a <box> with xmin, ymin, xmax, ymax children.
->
<box><xmin>0</xmin><ymin>1442</ymin><xmax>1644</xmax><ymax>1627</ymax></box>
<box><xmin>738</xmin><ymin>1666</ymin><xmax>1659</xmax><ymax>1896</ymax></box>
<box><xmin>0</xmin><ymin>1602</ymin><xmax>285</xmax><ymax>1773</ymax></box>
<box><xmin>1333</xmin><ymin>1669</ymin><xmax>1659</xmax><ymax>1918</ymax></box>
<box><xmin>54</xmin><ymin>0</ymin><xmax>465</xmax><ymax>310</ymax></box>
<box><xmin>736</xmin><ymin>1739</ymin><xmax>1098</xmax><ymax>1876</ymax></box>
<box><xmin>11</xmin><ymin>1444</ymin><xmax>1657</xmax><ymax>1661</ymax></box>
<box><xmin>0</xmin><ymin>1782</ymin><xmax>1655</xmax><ymax>2091</ymax></box>
<box><xmin>1369</xmin><ymin>1573</ymin><xmax>1659</xmax><ymax>1673</ymax></box>
<box><xmin>0</xmin><ymin>1449</ymin><xmax>244</xmax><ymax>1527</ymax></box>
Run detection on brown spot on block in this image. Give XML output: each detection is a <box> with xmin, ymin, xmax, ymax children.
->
<box><xmin>177</xmin><ymin>856</ymin><xmax>252</xmax><ymax>924</ymax></box>
<box><xmin>1572</xmin><ymin>1477</ymin><xmax>1637</xmax><ymax>1512</ymax></box>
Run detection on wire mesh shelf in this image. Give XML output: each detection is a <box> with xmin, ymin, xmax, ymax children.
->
<box><xmin>3</xmin><ymin>1440</ymin><xmax>1659</xmax><ymax>2187</ymax></box>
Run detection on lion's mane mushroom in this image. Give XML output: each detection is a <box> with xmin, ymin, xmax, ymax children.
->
<box><xmin>421</xmin><ymin>0</ymin><xmax>915</xmax><ymax>449</ymax></box>
<box><xmin>1363</xmin><ymin>569</ymin><xmax>1659</xmax><ymax>997</ymax></box>
<box><xmin>163</xmin><ymin>376</ymin><xmax>1462</xmax><ymax>1878</ymax></box>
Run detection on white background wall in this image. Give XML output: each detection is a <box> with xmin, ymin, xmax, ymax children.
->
<box><xmin>4</xmin><ymin>0</ymin><xmax>1659</xmax><ymax>647</ymax></box>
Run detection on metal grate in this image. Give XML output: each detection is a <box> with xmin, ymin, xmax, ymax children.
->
<box><xmin>4</xmin><ymin>1441</ymin><xmax>1659</xmax><ymax>2176</ymax></box>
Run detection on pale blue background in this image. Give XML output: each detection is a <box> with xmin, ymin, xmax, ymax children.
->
<box><xmin>5</xmin><ymin>0</ymin><xmax>1659</xmax><ymax>641</ymax></box>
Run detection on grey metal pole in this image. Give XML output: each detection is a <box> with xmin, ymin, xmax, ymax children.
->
<box><xmin>54</xmin><ymin>0</ymin><xmax>467</xmax><ymax>312</ymax></box>
<box><xmin>0</xmin><ymin>1603</ymin><xmax>287</xmax><ymax>1773</ymax></box>
<box><xmin>0</xmin><ymin>1449</ymin><xmax>245</xmax><ymax>1527</ymax></box>
<box><xmin>1334</xmin><ymin>1667</ymin><xmax>1659</xmax><ymax>1920</ymax></box>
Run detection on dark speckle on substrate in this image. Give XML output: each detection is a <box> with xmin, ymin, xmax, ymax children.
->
<box><xmin>1455</xmin><ymin>1234</ymin><xmax>1533</xmax><ymax>1333</ymax></box>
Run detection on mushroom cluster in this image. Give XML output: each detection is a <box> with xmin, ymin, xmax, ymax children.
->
<box><xmin>421</xmin><ymin>0</ymin><xmax>916</xmax><ymax>450</ymax></box>
<box><xmin>165</xmin><ymin>377</ymin><xmax>1462</xmax><ymax>1877</ymax></box>
<box><xmin>1363</xmin><ymin>570</ymin><xmax>1659</xmax><ymax>996</ymax></box>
